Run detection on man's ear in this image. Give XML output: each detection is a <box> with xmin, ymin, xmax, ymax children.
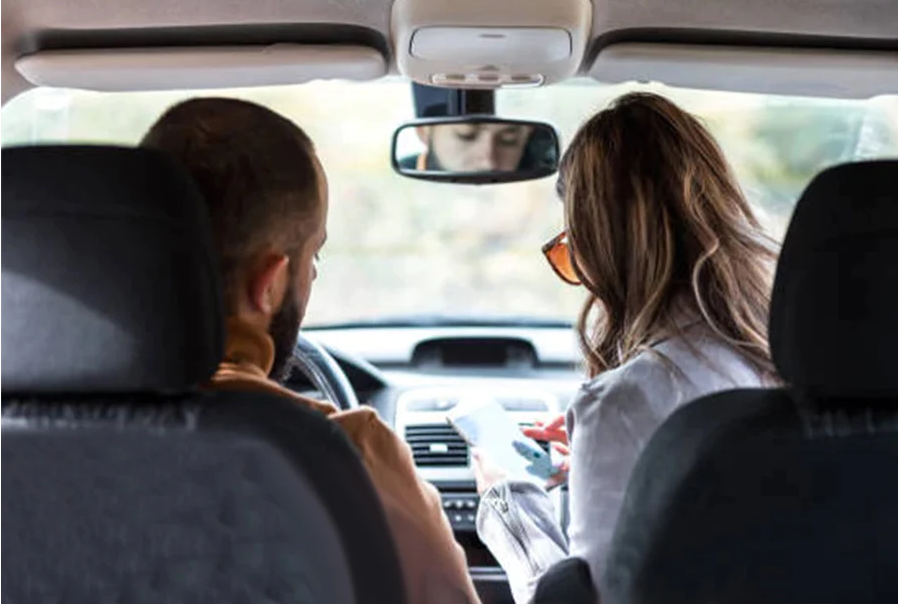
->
<box><xmin>248</xmin><ymin>253</ymin><xmax>290</xmax><ymax>316</ymax></box>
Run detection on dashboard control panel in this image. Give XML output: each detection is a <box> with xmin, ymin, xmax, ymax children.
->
<box><xmin>442</xmin><ymin>492</ymin><xmax>480</xmax><ymax>531</ymax></box>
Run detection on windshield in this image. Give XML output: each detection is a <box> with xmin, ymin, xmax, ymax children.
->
<box><xmin>3</xmin><ymin>80</ymin><xmax>897</xmax><ymax>327</ymax></box>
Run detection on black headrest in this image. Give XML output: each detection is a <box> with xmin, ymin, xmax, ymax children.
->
<box><xmin>1</xmin><ymin>146</ymin><xmax>223</xmax><ymax>394</ymax></box>
<box><xmin>770</xmin><ymin>160</ymin><xmax>898</xmax><ymax>398</ymax></box>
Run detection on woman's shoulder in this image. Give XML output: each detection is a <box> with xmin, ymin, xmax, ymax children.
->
<box><xmin>654</xmin><ymin>322</ymin><xmax>768</xmax><ymax>390</ymax></box>
<box><xmin>570</xmin><ymin>352</ymin><xmax>677</xmax><ymax>424</ymax></box>
<box><xmin>569</xmin><ymin>324</ymin><xmax>766</xmax><ymax>424</ymax></box>
<box><xmin>578</xmin><ymin>351</ymin><xmax>672</xmax><ymax>397</ymax></box>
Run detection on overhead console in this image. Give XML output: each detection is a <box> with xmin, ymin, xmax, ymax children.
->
<box><xmin>391</xmin><ymin>0</ymin><xmax>592</xmax><ymax>88</ymax></box>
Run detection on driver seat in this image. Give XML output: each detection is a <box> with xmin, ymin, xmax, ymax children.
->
<box><xmin>1</xmin><ymin>145</ymin><xmax>406</xmax><ymax>604</ymax></box>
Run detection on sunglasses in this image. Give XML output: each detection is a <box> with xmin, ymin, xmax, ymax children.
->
<box><xmin>541</xmin><ymin>231</ymin><xmax>581</xmax><ymax>285</ymax></box>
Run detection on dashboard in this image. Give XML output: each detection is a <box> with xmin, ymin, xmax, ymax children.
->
<box><xmin>285</xmin><ymin>324</ymin><xmax>584</xmax><ymax>603</ymax></box>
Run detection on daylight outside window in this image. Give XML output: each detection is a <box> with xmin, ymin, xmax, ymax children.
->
<box><xmin>3</xmin><ymin>79</ymin><xmax>896</xmax><ymax>327</ymax></box>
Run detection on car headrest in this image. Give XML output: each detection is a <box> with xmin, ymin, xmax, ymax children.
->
<box><xmin>1</xmin><ymin>146</ymin><xmax>224</xmax><ymax>394</ymax></box>
<box><xmin>770</xmin><ymin>160</ymin><xmax>898</xmax><ymax>399</ymax></box>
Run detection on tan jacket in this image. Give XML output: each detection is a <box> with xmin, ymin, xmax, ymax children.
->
<box><xmin>207</xmin><ymin>319</ymin><xmax>480</xmax><ymax>604</ymax></box>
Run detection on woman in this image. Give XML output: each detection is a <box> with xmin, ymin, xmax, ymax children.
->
<box><xmin>473</xmin><ymin>92</ymin><xmax>779</xmax><ymax>604</ymax></box>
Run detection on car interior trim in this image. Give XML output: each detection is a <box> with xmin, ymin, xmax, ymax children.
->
<box><xmin>16</xmin><ymin>44</ymin><xmax>387</xmax><ymax>91</ymax></box>
<box><xmin>590</xmin><ymin>43</ymin><xmax>898</xmax><ymax>98</ymax></box>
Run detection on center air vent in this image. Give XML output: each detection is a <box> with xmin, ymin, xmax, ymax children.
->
<box><xmin>405</xmin><ymin>422</ymin><xmax>552</xmax><ymax>468</ymax></box>
<box><xmin>405</xmin><ymin>424</ymin><xmax>469</xmax><ymax>467</ymax></box>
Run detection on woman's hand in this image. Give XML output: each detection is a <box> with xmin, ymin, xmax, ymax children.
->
<box><xmin>525</xmin><ymin>416</ymin><xmax>570</xmax><ymax>489</ymax></box>
<box><xmin>522</xmin><ymin>415</ymin><xmax>569</xmax><ymax>446</ymax></box>
<box><xmin>545</xmin><ymin>442</ymin><xmax>571</xmax><ymax>489</ymax></box>
<box><xmin>472</xmin><ymin>442</ymin><xmax>571</xmax><ymax>494</ymax></box>
<box><xmin>472</xmin><ymin>448</ymin><xmax>508</xmax><ymax>495</ymax></box>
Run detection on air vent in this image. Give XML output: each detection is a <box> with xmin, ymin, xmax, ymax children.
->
<box><xmin>405</xmin><ymin>422</ymin><xmax>552</xmax><ymax>468</ymax></box>
<box><xmin>405</xmin><ymin>424</ymin><xmax>469</xmax><ymax>467</ymax></box>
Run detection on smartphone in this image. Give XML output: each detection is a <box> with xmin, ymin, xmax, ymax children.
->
<box><xmin>447</xmin><ymin>396</ymin><xmax>558</xmax><ymax>482</ymax></box>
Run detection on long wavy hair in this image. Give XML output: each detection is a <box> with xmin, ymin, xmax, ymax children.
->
<box><xmin>559</xmin><ymin>92</ymin><xmax>778</xmax><ymax>380</ymax></box>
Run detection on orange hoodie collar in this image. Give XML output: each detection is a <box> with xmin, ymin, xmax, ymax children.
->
<box><xmin>219</xmin><ymin>317</ymin><xmax>275</xmax><ymax>378</ymax></box>
<box><xmin>211</xmin><ymin>317</ymin><xmax>339</xmax><ymax>418</ymax></box>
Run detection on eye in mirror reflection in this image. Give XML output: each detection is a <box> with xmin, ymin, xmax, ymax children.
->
<box><xmin>392</xmin><ymin>118</ymin><xmax>559</xmax><ymax>184</ymax></box>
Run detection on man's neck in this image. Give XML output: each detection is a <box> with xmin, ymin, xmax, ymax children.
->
<box><xmin>220</xmin><ymin>317</ymin><xmax>275</xmax><ymax>377</ymax></box>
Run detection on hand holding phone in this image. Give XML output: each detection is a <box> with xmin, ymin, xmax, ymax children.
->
<box><xmin>447</xmin><ymin>396</ymin><xmax>560</xmax><ymax>483</ymax></box>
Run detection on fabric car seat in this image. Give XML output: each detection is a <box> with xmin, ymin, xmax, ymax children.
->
<box><xmin>1</xmin><ymin>145</ymin><xmax>406</xmax><ymax>604</ymax></box>
<box><xmin>601</xmin><ymin>160</ymin><xmax>898</xmax><ymax>604</ymax></box>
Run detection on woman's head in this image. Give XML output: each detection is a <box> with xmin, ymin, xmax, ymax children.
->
<box><xmin>417</xmin><ymin>122</ymin><xmax>533</xmax><ymax>172</ymax></box>
<box><xmin>557</xmin><ymin>92</ymin><xmax>777</xmax><ymax>379</ymax></box>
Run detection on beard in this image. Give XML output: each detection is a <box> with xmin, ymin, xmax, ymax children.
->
<box><xmin>268</xmin><ymin>277</ymin><xmax>302</xmax><ymax>382</ymax></box>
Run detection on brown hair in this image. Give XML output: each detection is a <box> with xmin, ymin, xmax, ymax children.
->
<box><xmin>559</xmin><ymin>92</ymin><xmax>778</xmax><ymax>380</ymax></box>
<box><xmin>141</xmin><ymin>97</ymin><xmax>320</xmax><ymax>312</ymax></box>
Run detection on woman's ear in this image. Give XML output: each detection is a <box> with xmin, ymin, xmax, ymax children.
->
<box><xmin>249</xmin><ymin>253</ymin><xmax>290</xmax><ymax>316</ymax></box>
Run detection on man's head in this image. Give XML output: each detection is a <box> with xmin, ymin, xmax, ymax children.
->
<box><xmin>141</xmin><ymin>98</ymin><xmax>328</xmax><ymax>379</ymax></box>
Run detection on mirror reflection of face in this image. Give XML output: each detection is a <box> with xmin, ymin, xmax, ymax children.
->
<box><xmin>422</xmin><ymin>123</ymin><xmax>534</xmax><ymax>172</ymax></box>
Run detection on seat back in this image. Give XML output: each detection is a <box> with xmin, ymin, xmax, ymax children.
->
<box><xmin>602</xmin><ymin>160</ymin><xmax>898</xmax><ymax>604</ymax></box>
<box><xmin>1</xmin><ymin>146</ymin><xmax>405</xmax><ymax>604</ymax></box>
<box><xmin>3</xmin><ymin>396</ymin><xmax>355</xmax><ymax>604</ymax></box>
<box><xmin>533</xmin><ymin>557</ymin><xmax>596</xmax><ymax>604</ymax></box>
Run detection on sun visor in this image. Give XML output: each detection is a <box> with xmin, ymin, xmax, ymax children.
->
<box><xmin>15</xmin><ymin>44</ymin><xmax>387</xmax><ymax>91</ymax></box>
<box><xmin>590</xmin><ymin>43</ymin><xmax>898</xmax><ymax>98</ymax></box>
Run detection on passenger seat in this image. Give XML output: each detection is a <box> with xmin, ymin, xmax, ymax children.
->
<box><xmin>601</xmin><ymin>160</ymin><xmax>898</xmax><ymax>604</ymax></box>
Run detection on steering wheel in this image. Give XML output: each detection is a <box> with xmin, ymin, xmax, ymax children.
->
<box><xmin>290</xmin><ymin>335</ymin><xmax>360</xmax><ymax>411</ymax></box>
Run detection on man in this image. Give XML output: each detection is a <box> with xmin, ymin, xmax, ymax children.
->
<box><xmin>141</xmin><ymin>98</ymin><xmax>480</xmax><ymax>604</ymax></box>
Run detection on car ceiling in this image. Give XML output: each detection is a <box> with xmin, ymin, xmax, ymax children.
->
<box><xmin>3</xmin><ymin>0</ymin><xmax>898</xmax><ymax>100</ymax></box>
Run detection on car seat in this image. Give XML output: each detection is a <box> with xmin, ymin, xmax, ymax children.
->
<box><xmin>601</xmin><ymin>160</ymin><xmax>898</xmax><ymax>604</ymax></box>
<box><xmin>1</xmin><ymin>145</ymin><xmax>407</xmax><ymax>604</ymax></box>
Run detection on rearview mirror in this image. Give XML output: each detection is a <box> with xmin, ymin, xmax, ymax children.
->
<box><xmin>391</xmin><ymin>117</ymin><xmax>560</xmax><ymax>184</ymax></box>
